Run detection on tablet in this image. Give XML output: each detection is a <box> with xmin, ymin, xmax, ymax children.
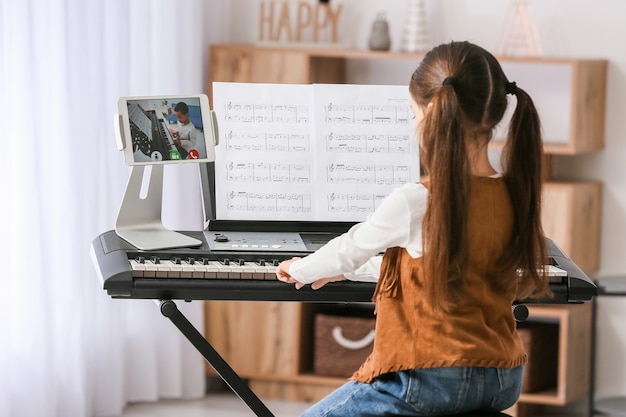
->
<box><xmin>115</xmin><ymin>94</ymin><xmax>217</xmax><ymax>165</ymax></box>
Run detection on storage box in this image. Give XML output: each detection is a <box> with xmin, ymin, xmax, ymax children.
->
<box><xmin>518</xmin><ymin>322</ymin><xmax>559</xmax><ymax>393</ymax></box>
<box><xmin>313</xmin><ymin>314</ymin><xmax>376</xmax><ymax>378</ymax></box>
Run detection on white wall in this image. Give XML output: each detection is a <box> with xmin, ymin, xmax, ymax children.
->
<box><xmin>220</xmin><ymin>0</ymin><xmax>626</xmax><ymax>406</ymax></box>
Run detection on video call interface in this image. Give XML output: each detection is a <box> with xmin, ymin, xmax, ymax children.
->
<box><xmin>127</xmin><ymin>97</ymin><xmax>208</xmax><ymax>162</ymax></box>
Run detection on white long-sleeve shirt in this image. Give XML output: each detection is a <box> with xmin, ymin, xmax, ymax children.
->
<box><xmin>289</xmin><ymin>182</ymin><xmax>429</xmax><ymax>284</ymax></box>
<box><xmin>176</xmin><ymin>121</ymin><xmax>197</xmax><ymax>151</ymax></box>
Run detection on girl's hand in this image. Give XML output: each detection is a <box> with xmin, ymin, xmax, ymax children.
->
<box><xmin>310</xmin><ymin>275</ymin><xmax>347</xmax><ymax>290</ymax></box>
<box><xmin>275</xmin><ymin>258</ymin><xmax>346</xmax><ymax>290</ymax></box>
<box><xmin>276</xmin><ymin>257</ymin><xmax>305</xmax><ymax>288</ymax></box>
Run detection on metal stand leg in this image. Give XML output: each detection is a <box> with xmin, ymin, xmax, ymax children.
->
<box><xmin>589</xmin><ymin>295</ymin><xmax>597</xmax><ymax>417</ymax></box>
<box><xmin>159</xmin><ymin>300</ymin><xmax>275</xmax><ymax>417</ymax></box>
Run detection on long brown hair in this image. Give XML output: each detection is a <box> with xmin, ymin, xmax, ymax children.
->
<box><xmin>397</xmin><ymin>41</ymin><xmax>550</xmax><ymax>310</ymax></box>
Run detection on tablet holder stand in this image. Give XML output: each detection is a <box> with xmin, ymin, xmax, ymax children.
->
<box><xmin>115</xmin><ymin>164</ymin><xmax>202</xmax><ymax>250</ymax></box>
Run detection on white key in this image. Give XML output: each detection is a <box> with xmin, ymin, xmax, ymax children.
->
<box><xmin>142</xmin><ymin>260</ymin><xmax>158</xmax><ymax>277</ymax></box>
<box><xmin>129</xmin><ymin>259</ymin><xmax>145</xmax><ymax>277</ymax></box>
<box><xmin>245</xmin><ymin>262</ymin><xmax>266</xmax><ymax>280</ymax></box>
<box><xmin>228</xmin><ymin>262</ymin><xmax>244</xmax><ymax>279</ymax></box>
<box><xmin>153</xmin><ymin>260</ymin><xmax>171</xmax><ymax>278</ymax></box>
<box><xmin>211</xmin><ymin>261</ymin><xmax>231</xmax><ymax>279</ymax></box>
<box><xmin>545</xmin><ymin>265</ymin><xmax>567</xmax><ymax>276</ymax></box>
<box><xmin>189</xmin><ymin>260</ymin><xmax>207</xmax><ymax>278</ymax></box>
<box><xmin>200</xmin><ymin>261</ymin><xmax>220</xmax><ymax>279</ymax></box>
<box><xmin>161</xmin><ymin>260</ymin><xmax>183</xmax><ymax>278</ymax></box>
<box><xmin>180</xmin><ymin>260</ymin><xmax>196</xmax><ymax>278</ymax></box>
<box><xmin>264</xmin><ymin>263</ymin><xmax>278</xmax><ymax>280</ymax></box>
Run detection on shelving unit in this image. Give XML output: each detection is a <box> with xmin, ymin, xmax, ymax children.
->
<box><xmin>205</xmin><ymin>44</ymin><xmax>607</xmax><ymax>417</ymax></box>
<box><xmin>207</xmin><ymin>43</ymin><xmax>606</xmax><ymax>273</ymax></box>
<box><xmin>519</xmin><ymin>305</ymin><xmax>592</xmax><ymax>405</ymax></box>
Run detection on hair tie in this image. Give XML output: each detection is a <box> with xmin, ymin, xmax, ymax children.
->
<box><xmin>442</xmin><ymin>76</ymin><xmax>457</xmax><ymax>87</ymax></box>
<box><xmin>505</xmin><ymin>81</ymin><xmax>517</xmax><ymax>95</ymax></box>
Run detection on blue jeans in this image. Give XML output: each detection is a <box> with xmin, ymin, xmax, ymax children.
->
<box><xmin>301</xmin><ymin>366</ymin><xmax>524</xmax><ymax>417</ymax></box>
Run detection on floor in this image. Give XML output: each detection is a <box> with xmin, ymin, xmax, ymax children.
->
<box><xmin>119</xmin><ymin>392</ymin><xmax>311</xmax><ymax>417</ymax></box>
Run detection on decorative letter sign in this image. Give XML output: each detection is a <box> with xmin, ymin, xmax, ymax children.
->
<box><xmin>258</xmin><ymin>0</ymin><xmax>343</xmax><ymax>45</ymax></box>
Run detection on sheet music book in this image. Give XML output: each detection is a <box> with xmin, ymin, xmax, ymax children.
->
<box><xmin>212</xmin><ymin>82</ymin><xmax>420</xmax><ymax>222</ymax></box>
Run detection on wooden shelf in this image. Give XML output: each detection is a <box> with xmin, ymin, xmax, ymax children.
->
<box><xmin>542</xmin><ymin>181</ymin><xmax>602</xmax><ymax>274</ymax></box>
<box><xmin>205</xmin><ymin>302</ymin><xmax>593</xmax><ymax>413</ymax></box>
<box><xmin>504</xmin><ymin>304</ymin><xmax>593</xmax><ymax>417</ymax></box>
<box><xmin>209</xmin><ymin>44</ymin><xmax>607</xmax><ymax>155</ymax></box>
<box><xmin>491</xmin><ymin>58</ymin><xmax>607</xmax><ymax>154</ymax></box>
<box><xmin>211</xmin><ymin>43</ymin><xmax>600</xmax><ymax>64</ymax></box>
<box><xmin>523</xmin><ymin>305</ymin><xmax>592</xmax><ymax>405</ymax></box>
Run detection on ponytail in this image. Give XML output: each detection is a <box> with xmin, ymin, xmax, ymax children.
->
<box><xmin>502</xmin><ymin>87</ymin><xmax>551</xmax><ymax>299</ymax></box>
<box><xmin>420</xmin><ymin>83</ymin><xmax>470</xmax><ymax>312</ymax></box>
<box><xmin>404</xmin><ymin>41</ymin><xmax>552</xmax><ymax>311</ymax></box>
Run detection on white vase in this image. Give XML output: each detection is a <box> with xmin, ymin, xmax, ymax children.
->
<box><xmin>401</xmin><ymin>0</ymin><xmax>429</xmax><ymax>53</ymax></box>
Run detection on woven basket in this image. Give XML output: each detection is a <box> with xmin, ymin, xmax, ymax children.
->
<box><xmin>313</xmin><ymin>314</ymin><xmax>376</xmax><ymax>378</ymax></box>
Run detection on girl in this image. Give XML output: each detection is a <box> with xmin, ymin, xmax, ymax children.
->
<box><xmin>276</xmin><ymin>41</ymin><xmax>552</xmax><ymax>417</ymax></box>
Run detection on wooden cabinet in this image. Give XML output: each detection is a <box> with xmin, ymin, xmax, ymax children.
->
<box><xmin>205</xmin><ymin>302</ymin><xmax>592</xmax><ymax>416</ymax></box>
<box><xmin>494</xmin><ymin>58</ymin><xmax>607</xmax><ymax>154</ymax></box>
<box><xmin>205</xmin><ymin>301</ymin><xmax>345</xmax><ymax>403</ymax></box>
<box><xmin>542</xmin><ymin>181</ymin><xmax>602</xmax><ymax>273</ymax></box>
<box><xmin>521</xmin><ymin>305</ymin><xmax>593</xmax><ymax>406</ymax></box>
<box><xmin>205</xmin><ymin>44</ymin><xmax>606</xmax><ymax>416</ymax></box>
<box><xmin>509</xmin><ymin>304</ymin><xmax>593</xmax><ymax>417</ymax></box>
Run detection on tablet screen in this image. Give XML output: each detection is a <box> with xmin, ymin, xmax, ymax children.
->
<box><xmin>118</xmin><ymin>95</ymin><xmax>215</xmax><ymax>164</ymax></box>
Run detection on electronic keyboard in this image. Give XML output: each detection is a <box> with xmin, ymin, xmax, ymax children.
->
<box><xmin>90</xmin><ymin>221</ymin><xmax>597</xmax><ymax>304</ymax></box>
<box><xmin>90</xmin><ymin>222</ymin><xmax>597</xmax><ymax>417</ymax></box>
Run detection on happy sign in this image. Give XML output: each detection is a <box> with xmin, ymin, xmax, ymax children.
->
<box><xmin>258</xmin><ymin>0</ymin><xmax>343</xmax><ymax>44</ymax></box>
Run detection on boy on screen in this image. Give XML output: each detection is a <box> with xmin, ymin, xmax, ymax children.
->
<box><xmin>169</xmin><ymin>102</ymin><xmax>199</xmax><ymax>159</ymax></box>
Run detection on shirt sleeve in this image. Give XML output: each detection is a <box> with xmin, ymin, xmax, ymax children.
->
<box><xmin>288</xmin><ymin>184</ymin><xmax>424</xmax><ymax>284</ymax></box>
<box><xmin>344</xmin><ymin>255</ymin><xmax>382</xmax><ymax>282</ymax></box>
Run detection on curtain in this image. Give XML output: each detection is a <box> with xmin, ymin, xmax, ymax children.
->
<box><xmin>0</xmin><ymin>0</ymin><xmax>225</xmax><ymax>416</ymax></box>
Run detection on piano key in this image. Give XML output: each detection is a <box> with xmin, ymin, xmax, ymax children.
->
<box><xmin>251</xmin><ymin>260</ymin><xmax>276</xmax><ymax>278</ymax></box>
<box><xmin>199</xmin><ymin>261</ymin><xmax>220</xmax><ymax>279</ymax></box>
<box><xmin>130</xmin><ymin>259</ymin><xmax>145</xmax><ymax>277</ymax></box>
<box><xmin>238</xmin><ymin>261</ymin><xmax>255</xmax><ymax>279</ymax></box>
<box><xmin>518</xmin><ymin>265</ymin><xmax>569</xmax><ymax>282</ymax></box>
<box><xmin>155</xmin><ymin>262</ymin><xmax>169</xmax><ymax>278</ymax></box>
<box><xmin>242</xmin><ymin>261</ymin><xmax>268</xmax><ymax>280</ymax></box>
<box><xmin>190</xmin><ymin>260</ymin><xmax>207</xmax><ymax>278</ymax></box>
<box><xmin>179</xmin><ymin>260</ymin><xmax>195</xmax><ymax>278</ymax></box>
<box><xmin>544</xmin><ymin>265</ymin><xmax>567</xmax><ymax>277</ymax></box>
<box><xmin>142</xmin><ymin>260</ymin><xmax>158</xmax><ymax>277</ymax></box>
<box><xmin>264</xmin><ymin>263</ymin><xmax>277</xmax><ymax>279</ymax></box>
<box><xmin>161</xmin><ymin>260</ymin><xmax>182</xmax><ymax>278</ymax></box>
<box><xmin>227</xmin><ymin>261</ymin><xmax>244</xmax><ymax>279</ymax></box>
<box><xmin>210</xmin><ymin>261</ymin><xmax>231</xmax><ymax>279</ymax></box>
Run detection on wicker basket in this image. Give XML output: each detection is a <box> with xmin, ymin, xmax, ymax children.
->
<box><xmin>518</xmin><ymin>322</ymin><xmax>559</xmax><ymax>393</ymax></box>
<box><xmin>313</xmin><ymin>314</ymin><xmax>376</xmax><ymax>378</ymax></box>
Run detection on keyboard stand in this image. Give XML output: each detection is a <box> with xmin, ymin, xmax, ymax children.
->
<box><xmin>159</xmin><ymin>300</ymin><xmax>275</xmax><ymax>417</ymax></box>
